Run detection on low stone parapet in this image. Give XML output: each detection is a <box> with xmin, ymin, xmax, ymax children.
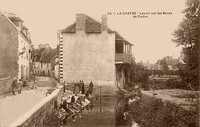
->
<box><xmin>9</xmin><ymin>85</ymin><xmax>64</xmax><ymax>127</ymax></box>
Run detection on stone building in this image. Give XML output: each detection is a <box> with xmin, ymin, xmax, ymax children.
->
<box><xmin>58</xmin><ymin>14</ymin><xmax>133</xmax><ymax>94</ymax></box>
<box><xmin>50</xmin><ymin>47</ymin><xmax>59</xmax><ymax>80</ymax></box>
<box><xmin>32</xmin><ymin>44</ymin><xmax>58</xmax><ymax>78</ymax></box>
<box><xmin>0</xmin><ymin>11</ymin><xmax>32</xmax><ymax>79</ymax></box>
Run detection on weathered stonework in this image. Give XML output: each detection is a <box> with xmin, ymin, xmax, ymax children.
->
<box><xmin>10</xmin><ymin>85</ymin><xmax>64</xmax><ymax>127</ymax></box>
<box><xmin>0</xmin><ymin>77</ymin><xmax>13</xmax><ymax>96</ymax></box>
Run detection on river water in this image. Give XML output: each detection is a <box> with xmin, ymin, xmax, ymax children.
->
<box><xmin>44</xmin><ymin>95</ymin><xmax>139</xmax><ymax>127</ymax></box>
<box><xmin>65</xmin><ymin>96</ymin><xmax>139</xmax><ymax>127</ymax></box>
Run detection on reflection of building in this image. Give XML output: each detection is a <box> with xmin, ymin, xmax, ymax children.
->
<box><xmin>0</xmin><ymin>11</ymin><xmax>32</xmax><ymax>79</ymax></box>
<box><xmin>58</xmin><ymin>14</ymin><xmax>133</xmax><ymax>92</ymax></box>
<box><xmin>115</xmin><ymin>97</ymin><xmax>127</xmax><ymax>126</ymax></box>
<box><xmin>32</xmin><ymin>44</ymin><xmax>58</xmax><ymax>78</ymax></box>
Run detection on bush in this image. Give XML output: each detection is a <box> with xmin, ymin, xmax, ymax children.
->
<box><xmin>127</xmin><ymin>94</ymin><xmax>199</xmax><ymax>127</ymax></box>
<box><xmin>140</xmin><ymin>83</ymin><xmax>150</xmax><ymax>91</ymax></box>
<box><xmin>147</xmin><ymin>78</ymin><xmax>189</xmax><ymax>90</ymax></box>
<box><xmin>164</xmin><ymin>79</ymin><xmax>189</xmax><ymax>89</ymax></box>
<box><xmin>147</xmin><ymin>79</ymin><xmax>166</xmax><ymax>90</ymax></box>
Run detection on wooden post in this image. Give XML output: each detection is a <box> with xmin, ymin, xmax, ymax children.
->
<box><xmin>100</xmin><ymin>86</ymin><xmax>102</xmax><ymax>112</ymax></box>
<box><xmin>64</xmin><ymin>81</ymin><xmax>66</xmax><ymax>93</ymax></box>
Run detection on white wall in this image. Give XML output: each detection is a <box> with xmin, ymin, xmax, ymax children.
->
<box><xmin>18</xmin><ymin>32</ymin><xmax>31</xmax><ymax>79</ymax></box>
<box><xmin>62</xmin><ymin>31</ymin><xmax>115</xmax><ymax>86</ymax></box>
<box><xmin>33</xmin><ymin>62</ymin><xmax>52</xmax><ymax>76</ymax></box>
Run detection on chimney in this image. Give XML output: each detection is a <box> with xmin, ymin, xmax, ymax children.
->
<box><xmin>76</xmin><ymin>13</ymin><xmax>86</xmax><ymax>32</ymax></box>
<box><xmin>101</xmin><ymin>15</ymin><xmax>107</xmax><ymax>31</ymax></box>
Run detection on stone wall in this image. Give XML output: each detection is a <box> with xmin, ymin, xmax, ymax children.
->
<box><xmin>10</xmin><ymin>85</ymin><xmax>64</xmax><ymax>127</ymax></box>
<box><xmin>0</xmin><ymin>77</ymin><xmax>13</xmax><ymax>96</ymax></box>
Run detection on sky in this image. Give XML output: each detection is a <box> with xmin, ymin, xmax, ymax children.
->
<box><xmin>0</xmin><ymin>0</ymin><xmax>186</xmax><ymax>63</ymax></box>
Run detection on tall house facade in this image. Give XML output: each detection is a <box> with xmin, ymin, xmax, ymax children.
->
<box><xmin>0</xmin><ymin>11</ymin><xmax>32</xmax><ymax>79</ymax></box>
<box><xmin>58</xmin><ymin>14</ymin><xmax>133</xmax><ymax>94</ymax></box>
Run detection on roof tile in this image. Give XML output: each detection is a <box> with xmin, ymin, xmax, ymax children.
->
<box><xmin>60</xmin><ymin>14</ymin><xmax>133</xmax><ymax>45</ymax></box>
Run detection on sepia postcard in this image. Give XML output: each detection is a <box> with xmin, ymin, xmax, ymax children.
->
<box><xmin>0</xmin><ymin>0</ymin><xmax>199</xmax><ymax>127</ymax></box>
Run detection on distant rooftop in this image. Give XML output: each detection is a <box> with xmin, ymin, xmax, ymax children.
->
<box><xmin>32</xmin><ymin>45</ymin><xmax>58</xmax><ymax>63</ymax></box>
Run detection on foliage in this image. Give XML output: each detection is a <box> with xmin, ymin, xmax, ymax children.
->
<box><xmin>156</xmin><ymin>56</ymin><xmax>181</xmax><ymax>76</ymax></box>
<box><xmin>147</xmin><ymin>78</ymin><xmax>185</xmax><ymax>90</ymax></box>
<box><xmin>159</xmin><ymin>57</ymin><xmax>169</xmax><ymax>73</ymax></box>
<box><xmin>127</xmin><ymin>95</ymin><xmax>199</xmax><ymax>127</ymax></box>
<box><xmin>172</xmin><ymin>0</ymin><xmax>199</xmax><ymax>90</ymax></box>
<box><xmin>164</xmin><ymin>78</ymin><xmax>186</xmax><ymax>89</ymax></box>
<box><xmin>124</xmin><ymin>61</ymin><xmax>151</xmax><ymax>89</ymax></box>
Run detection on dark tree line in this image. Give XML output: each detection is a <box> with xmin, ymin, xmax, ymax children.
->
<box><xmin>124</xmin><ymin>61</ymin><xmax>151</xmax><ymax>88</ymax></box>
<box><xmin>172</xmin><ymin>0</ymin><xmax>199</xmax><ymax>90</ymax></box>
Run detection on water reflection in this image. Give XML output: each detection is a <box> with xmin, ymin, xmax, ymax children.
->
<box><xmin>45</xmin><ymin>95</ymin><xmax>139</xmax><ymax>127</ymax></box>
<box><xmin>115</xmin><ymin>96</ymin><xmax>130</xmax><ymax>126</ymax></box>
<box><xmin>65</xmin><ymin>95</ymin><xmax>137</xmax><ymax>127</ymax></box>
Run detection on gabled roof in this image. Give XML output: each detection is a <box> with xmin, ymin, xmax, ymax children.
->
<box><xmin>37</xmin><ymin>48</ymin><xmax>46</xmax><ymax>55</ymax></box>
<box><xmin>32</xmin><ymin>49</ymin><xmax>38</xmax><ymax>56</ymax></box>
<box><xmin>32</xmin><ymin>48</ymin><xmax>46</xmax><ymax>62</ymax></box>
<box><xmin>2</xmin><ymin>11</ymin><xmax>32</xmax><ymax>43</ymax></box>
<box><xmin>40</xmin><ymin>48</ymin><xmax>58</xmax><ymax>63</ymax></box>
<box><xmin>22</xmin><ymin>25</ymin><xmax>28</xmax><ymax>30</ymax></box>
<box><xmin>0</xmin><ymin>11</ymin><xmax>18</xmax><ymax>31</ymax></box>
<box><xmin>60</xmin><ymin>14</ymin><xmax>133</xmax><ymax>45</ymax></box>
<box><xmin>62</xmin><ymin>23</ymin><xmax>76</xmax><ymax>33</ymax></box>
<box><xmin>61</xmin><ymin>15</ymin><xmax>102</xmax><ymax>33</ymax></box>
<box><xmin>85</xmin><ymin>16</ymin><xmax>101</xmax><ymax>33</ymax></box>
<box><xmin>114</xmin><ymin>31</ymin><xmax>133</xmax><ymax>45</ymax></box>
<box><xmin>6</xmin><ymin>13</ymin><xmax>23</xmax><ymax>22</ymax></box>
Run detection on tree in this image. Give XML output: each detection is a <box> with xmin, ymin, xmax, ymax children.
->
<box><xmin>160</xmin><ymin>58</ymin><xmax>169</xmax><ymax>74</ymax></box>
<box><xmin>124</xmin><ymin>61</ymin><xmax>151</xmax><ymax>89</ymax></box>
<box><xmin>172</xmin><ymin>0</ymin><xmax>199</xmax><ymax>90</ymax></box>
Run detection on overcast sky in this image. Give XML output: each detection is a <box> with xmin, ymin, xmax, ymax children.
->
<box><xmin>0</xmin><ymin>0</ymin><xmax>186</xmax><ymax>63</ymax></box>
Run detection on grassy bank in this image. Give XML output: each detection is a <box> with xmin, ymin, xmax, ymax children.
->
<box><xmin>128</xmin><ymin>93</ymin><xmax>199</xmax><ymax>127</ymax></box>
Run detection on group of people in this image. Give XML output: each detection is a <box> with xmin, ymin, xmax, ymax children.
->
<box><xmin>58</xmin><ymin>81</ymin><xmax>95</xmax><ymax>126</ymax></box>
<box><xmin>73</xmin><ymin>80</ymin><xmax>94</xmax><ymax>95</ymax></box>
<box><xmin>11</xmin><ymin>73</ymin><xmax>36</xmax><ymax>95</ymax></box>
<box><xmin>11</xmin><ymin>78</ymin><xmax>23</xmax><ymax>95</ymax></box>
<box><xmin>73</xmin><ymin>80</ymin><xmax>85</xmax><ymax>95</ymax></box>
